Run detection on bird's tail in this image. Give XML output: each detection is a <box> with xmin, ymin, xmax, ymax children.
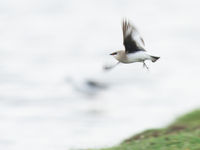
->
<box><xmin>150</xmin><ymin>55</ymin><xmax>160</xmax><ymax>62</ymax></box>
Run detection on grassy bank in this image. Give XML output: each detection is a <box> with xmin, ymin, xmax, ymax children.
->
<box><xmin>92</xmin><ymin>110</ymin><xmax>200</xmax><ymax>150</ymax></box>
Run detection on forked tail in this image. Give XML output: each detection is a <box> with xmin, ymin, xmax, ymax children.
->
<box><xmin>150</xmin><ymin>56</ymin><xmax>160</xmax><ymax>62</ymax></box>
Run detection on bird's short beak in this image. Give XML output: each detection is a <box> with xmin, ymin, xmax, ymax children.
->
<box><xmin>110</xmin><ymin>52</ymin><xmax>117</xmax><ymax>55</ymax></box>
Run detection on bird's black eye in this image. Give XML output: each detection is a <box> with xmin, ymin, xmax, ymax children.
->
<box><xmin>110</xmin><ymin>52</ymin><xmax>117</xmax><ymax>55</ymax></box>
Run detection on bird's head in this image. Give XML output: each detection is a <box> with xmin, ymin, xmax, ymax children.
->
<box><xmin>110</xmin><ymin>51</ymin><xmax>120</xmax><ymax>60</ymax></box>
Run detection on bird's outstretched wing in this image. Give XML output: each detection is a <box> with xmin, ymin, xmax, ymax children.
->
<box><xmin>103</xmin><ymin>62</ymin><xmax>120</xmax><ymax>71</ymax></box>
<box><xmin>122</xmin><ymin>19</ymin><xmax>145</xmax><ymax>53</ymax></box>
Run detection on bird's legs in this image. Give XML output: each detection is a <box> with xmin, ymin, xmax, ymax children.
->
<box><xmin>143</xmin><ymin>61</ymin><xmax>149</xmax><ymax>70</ymax></box>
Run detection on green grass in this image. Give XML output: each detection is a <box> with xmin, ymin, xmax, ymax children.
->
<box><xmin>91</xmin><ymin>110</ymin><xmax>200</xmax><ymax>150</ymax></box>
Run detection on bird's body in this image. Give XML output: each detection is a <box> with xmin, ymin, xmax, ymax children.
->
<box><xmin>113</xmin><ymin>50</ymin><xmax>153</xmax><ymax>64</ymax></box>
<box><xmin>106</xmin><ymin>19</ymin><xmax>160</xmax><ymax>70</ymax></box>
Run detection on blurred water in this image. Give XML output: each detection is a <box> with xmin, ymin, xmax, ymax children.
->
<box><xmin>0</xmin><ymin>0</ymin><xmax>200</xmax><ymax>150</ymax></box>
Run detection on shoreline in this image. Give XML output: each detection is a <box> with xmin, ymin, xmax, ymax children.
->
<box><xmin>89</xmin><ymin>109</ymin><xmax>200</xmax><ymax>150</ymax></box>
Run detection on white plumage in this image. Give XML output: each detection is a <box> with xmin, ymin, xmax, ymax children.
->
<box><xmin>114</xmin><ymin>51</ymin><xmax>152</xmax><ymax>64</ymax></box>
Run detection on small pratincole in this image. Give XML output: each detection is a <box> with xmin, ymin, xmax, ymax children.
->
<box><xmin>105</xmin><ymin>19</ymin><xmax>160</xmax><ymax>70</ymax></box>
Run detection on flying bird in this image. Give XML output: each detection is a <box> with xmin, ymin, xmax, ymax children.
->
<box><xmin>104</xmin><ymin>19</ymin><xmax>160</xmax><ymax>70</ymax></box>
